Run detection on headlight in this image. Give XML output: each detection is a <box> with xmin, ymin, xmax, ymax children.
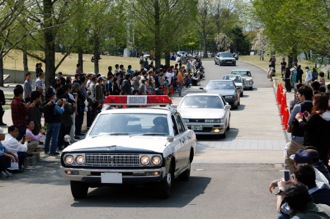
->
<box><xmin>64</xmin><ymin>155</ymin><xmax>74</xmax><ymax>165</ymax></box>
<box><xmin>205</xmin><ymin>119</ymin><xmax>220</xmax><ymax>123</ymax></box>
<box><xmin>151</xmin><ymin>156</ymin><xmax>162</xmax><ymax>165</ymax></box>
<box><xmin>75</xmin><ymin>155</ymin><xmax>85</xmax><ymax>165</ymax></box>
<box><xmin>183</xmin><ymin>118</ymin><xmax>189</xmax><ymax>123</ymax></box>
<box><xmin>140</xmin><ymin>155</ymin><xmax>150</xmax><ymax>165</ymax></box>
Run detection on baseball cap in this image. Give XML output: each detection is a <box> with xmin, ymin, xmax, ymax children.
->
<box><xmin>290</xmin><ymin>149</ymin><xmax>313</xmax><ymax>164</ymax></box>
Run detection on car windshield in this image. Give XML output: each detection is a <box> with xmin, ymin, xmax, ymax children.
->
<box><xmin>231</xmin><ymin>71</ymin><xmax>250</xmax><ymax>77</ymax></box>
<box><xmin>179</xmin><ymin>96</ymin><xmax>224</xmax><ymax>109</ymax></box>
<box><xmin>220</xmin><ymin>53</ymin><xmax>233</xmax><ymax>58</ymax></box>
<box><xmin>223</xmin><ymin>75</ymin><xmax>242</xmax><ymax>83</ymax></box>
<box><xmin>89</xmin><ymin>113</ymin><xmax>170</xmax><ymax>136</ymax></box>
<box><xmin>206</xmin><ymin>81</ymin><xmax>235</xmax><ymax>90</ymax></box>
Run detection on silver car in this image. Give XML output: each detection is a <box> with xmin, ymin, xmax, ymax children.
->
<box><xmin>230</xmin><ymin>69</ymin><xmax>254</xmax><ymax>90</ymax></box>
<box><xmin>177</xmin><ymin>93</ymin><xmax>231</xmax><ymax>137</ymax></box>
<box><xmin>223</xmin><ymin>74</ymin><xmax>244</xmax><ymax>97</ymax></box>
<box><xmin>214</xmin><ymin>52</ymin><xmax>236</xmax><ymax>66</ymax></box>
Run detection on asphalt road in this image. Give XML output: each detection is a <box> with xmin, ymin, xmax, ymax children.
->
<box><xmin>0</xmin><ymin>60</ymin><xmax>286</xmax><ymax>219</ymax></box>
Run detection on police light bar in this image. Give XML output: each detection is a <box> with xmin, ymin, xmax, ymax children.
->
<box><xmin>103</xmin><ymin>95</ymin><xmax>172</xmax><ymax>106</ymax></box>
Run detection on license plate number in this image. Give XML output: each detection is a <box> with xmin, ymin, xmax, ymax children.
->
<box><xmin>191</xmin><ymin>125</ymin><xmax>203</xmax><ymax>131</ymax></box>
<box><xmin>101</xmin><ymin>173</ymin><xmax>122</xmax><ymax>184</ymax></box>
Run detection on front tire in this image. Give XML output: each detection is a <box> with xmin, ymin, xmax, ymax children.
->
<box><xmin>70</xmin><ymin>181</ymin><xmax>88</xmax><ymax>199</ymax></box>
<box><xmin>159</xmin><ymin>163</ymin><xmax>174</xmax><ymax>199</ymax></box>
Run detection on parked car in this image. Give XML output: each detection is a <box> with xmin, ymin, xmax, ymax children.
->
<box><xmin>214</xmin><ymin>52</ymin><xmax>236</xmax><ymax>66</ymax></box>
<box><xmin>177</xmin><ymin>93</ymin><xmax>231</xmax><ymax>137</ymax></box>
<box><xmin>230</xmin><ymin>69</ymin><xmax>254</xmax><ymax>90</ymax></box>
<box><xmin>61</xmin><ymin>95</ymin><xmax>196</xmax><ymax>199</ymax></box>
<box><xmin>204</xmin><ymin>80</ymin><xmax>240</xmax><ymax>109</ymax></box>
<box><xmin>222</xmin><ymin>74</ymin><xmax>244</xmax><ymax>97</ymax></box>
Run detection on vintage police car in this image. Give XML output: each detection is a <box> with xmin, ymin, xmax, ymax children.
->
<box><xmin>60</xmin><ymin>95</ymin><xmax>197</xmax><ymax>199</ymax></box>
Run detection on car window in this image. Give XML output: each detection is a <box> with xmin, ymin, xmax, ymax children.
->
<box><xmin>206</xmin><ymin>81</ymin><xmax>235</xmax><ymax>90</ymax></box>
<box><xmin>179</xmin><ymin>96</ymin><xmax>224</xmax><ymax>109</ymax></box>
<box><xmin>171</xmin><ymin>115</ymin><xmax>179</xmax><ymax>135</ymax></box>
<box><xmin>174</xmin><ymin>113</ymin><xmax>186</xmax><ymax>134</ymax></box>
<box><xmin>89</xmin><ymin>113</ymin><xmax>169</xmax><ymax>136</ymax></box>
<box><xmin>220</xmin><ymin>53</ymin><xmax>233</xmax><ymax>58</ymax></box>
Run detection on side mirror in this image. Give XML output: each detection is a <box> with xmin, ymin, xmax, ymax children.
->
<box><xmin>167</xmin><ymin>136</ymin><xmax>174</xmax><ymax>143</ymax></box>
<box><xmin>224</xmin><ymin>105</ymin><xmax>231</xmax><ymax>110</ymax></box>
<box><xmin>64</xmin><ymin>135</ymin><xmax>71</xmax><ymax>143</ymax></box>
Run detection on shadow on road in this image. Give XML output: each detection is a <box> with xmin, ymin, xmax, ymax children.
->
<box><xmin>70</xmin><ymin>176</ymin><xmax>211</xmax><ymax>207</ymax></box>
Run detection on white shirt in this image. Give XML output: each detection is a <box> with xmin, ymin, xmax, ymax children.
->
<box><xmin>305</xmin><ymin>70</ymin><xmax>313</xmax><ymax>82</ymax></box>
<box><xmin>165</xmin><ymin>71</ymin><xmax>174</xmax><ymax>84</ymax></box>
<box><xmin>2</xmin><ymin>134</ymin><xmax>27</xmax><ymax>156</ymax></box>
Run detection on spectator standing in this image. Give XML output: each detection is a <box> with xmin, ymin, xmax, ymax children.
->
<box><xmin>107</xmin><ymin>66</ymin><xmax>113</xmax><ymax>78</ymax></box>
<box><xmin>95</xmin><ymin>77</ymin><xmax>105</xmax><ymax>103</ymax></box>
<box><xmin>286</xmin><ymin>86</ymin><xmax>313</xmax><ymax>172</ymax></box>
<box><xmin>120</xmin><ymin>74</ymin><xmax>132</xmax><ymax>95</ymax></box>
<box><xmin>280</xmin><ymin>58</ymin><xmax>287</xmax><ymax>79</ymax></box>
<box><xmin>312</xmin><ymin>68</ymin><xmax>319</xmax><ymax>81</ymax></box>
<box><xmin>139</xmin><ymin>79</ymin><xmax>147</xmax><ymax>95</ymax></box>
<box><xmin>28</xmin><ymin>91</ymin><xmax>42</xmax><ymax>135</ymax></box>
<box><xmin>0</xmin><ymin>88</ymin><xmax>6</xmax><ymax>126</ymax></box>
<box><xmin>139</xmin><ymin>53</ymin><xmax>144</xmax><ymax>70</ymax></box>
<box><xmin>127</xmin><ymin>65</ymin><xmax>133</xmax><ymax>75</ymax></box>
<box><xmin>35</xmin><ymin>72</ymin><xmax>45</xmax><ymax>97</ymax></box>
<box><xmin>165</xmin><ymin>68</ymin><xmax>174</xmax><ymax>85</ymax></box>
<box><xmin>72</xmin><ymin>83</ymin><xmax>85</xmax><ymax>138</ymax></box>
<box><xmin>305</xmin><ymin>67</ymin><xmax>313</xmax><ymax>86</ymax></box>
<box><xmin>42</xmin><ymin>88</ymin><xmax>64</xmax><ymax>156</ymax></box>
<box><xmin>105</xmin><ymin>75</ymin><xmax>113</xmax><ymax>96</ymax></box>
<box><xmin>177</xmin><ymin>67</ymin><xmax>185</xmax><ymax>97</ymax></box>
<box><xmin>112</xmin><ymin>77</ymin><xmax>120</xmax><ymax>95</ymax></box>
<box><xmin>76</xmin><ymin>63</ymin><xmax>82</xmax><ymax>74</ymax></box>
<box><xmin>296</xmin><ymin>93</ymin><xmax>330</xmax><ymax>169</ymax></box>
<box><xmin>284</xmin><ymin>67</ymin><xmax>292</xmax><ymax>93</ymax></box>
<box><xmin>23</xmin><ymin>72</ymin><xmax>32</xmax><ymax>103</ymax></box>
<box><xmin>319</xmin><ymin>72</ymin><xmax>326</xmax><ymax>87</ymax></box>
<box><xmin>296</xmin><ymin>65</ymin><xmax>304</xmax><ymax>84</ymax></box>
<box><xmin>11</xmin><ymin>85</ymin><xmax>35</xmax><ymax>141</ymax></box>
<box><xmin>268</xmin><ymin>55</ymin><xmax>276</xmax><ymax>80</ymax></box>
<box><xmin>35</xmin><ymin>63</ymin><xmax>43</xmax><ymax>78</ymax></box>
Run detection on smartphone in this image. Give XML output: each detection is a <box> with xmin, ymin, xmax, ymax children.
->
<box><xmin>284</xmin><ymin>170</ymin><xmax>290</xmax><ymax>181</ymax></box>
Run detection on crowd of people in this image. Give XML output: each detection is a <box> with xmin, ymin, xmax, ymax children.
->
<box><xmin>268</xmin><ymin>58</ymin><xmax>330</xmax><ymax>218</ymax></box>
<box><xmin>0</xmin><ymin>56</ymin><xmax>205</xmax><ymax>178</ymax></box>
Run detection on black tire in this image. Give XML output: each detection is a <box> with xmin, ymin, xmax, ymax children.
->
<box><xmin>226</xmin><ymin>120</ymin><xmax>230</xmax><ymax>130</ymax></box>
<box><xmin>159</xmin><ymin>162</ymin><xmax>174</xmax><ymax>199</ymax></box>
<box><xmin>70</xmin><ymin>181</ymin><xmax>88</xmax><ymax>199</ymax></box>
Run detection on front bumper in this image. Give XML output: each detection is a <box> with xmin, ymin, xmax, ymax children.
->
<box><xmin>220</xmin><ymin>60</ymin><xmax>236</xmax><ymax>65</ymax></box>
<box><xmin>60</xmin><ymin>166</ymin><xmax>166</xmax><ymax>184</ymax></box>
<box><xmin>186</xmin><ymin>122</ymin><xmax>226</xmax><ymax>135</ymax></box>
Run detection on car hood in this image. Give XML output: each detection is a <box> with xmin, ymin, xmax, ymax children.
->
<box><xmin>178</xmin><ymin>108</ymin><xmax>226</xmax><ymax>119</ymax></box>
<box><xmin>206</xmin><ymin>89</ymin><xmax>235</xmax><ymax>96</ymax></box>
<box><xmin>62</xmin><ymin>135</ymin><xmax>168</xmax><ymax>153</ymax></box>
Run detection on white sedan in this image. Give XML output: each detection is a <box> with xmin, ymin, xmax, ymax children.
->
<box><xmin>61</xmin><ymin>95</ymin><xmax>196</xmax><ymax>199</ymax></box>
<box><xmin>177</xmin><ymin>93</ymin><xmax>231</xmax><ymax>137</ymax></box>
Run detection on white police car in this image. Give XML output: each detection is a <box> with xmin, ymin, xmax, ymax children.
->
<box><xmin>60</xmin><ymin>95</ymin><xmax>197</xmax><ymax>199</ymax></box>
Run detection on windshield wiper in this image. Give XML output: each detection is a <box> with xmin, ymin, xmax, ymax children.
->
<box><xmin>92</xmin><ymin>132</ymin><xmax>129</xmax><ymax>138</ymax></box>
<box><xmin>142</xmin><ymin>132</ymin><xmax>167</xmax><ymax>136</ymax></box>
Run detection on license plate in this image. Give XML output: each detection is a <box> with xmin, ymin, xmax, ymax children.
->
<box><xmin>191</xmin><ymin>125</ymin><xmax>203</xmax><ymax>131</ymax></box>
<box><xmin>101</xmin><ymin>173</ymin><xmax>123</xmax><ymax>184</ymax></box>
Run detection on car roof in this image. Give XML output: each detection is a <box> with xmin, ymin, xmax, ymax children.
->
<box><xmin>231</xmin><ymin>69</ymin><xmax>250</xmax><ymax>72</ymax></box>
<box><xmin>99</xmin><ymin>108</ymin><xmax>172</xmax><ymax>116</ymax></box>
<box><xmin>185</xmin><ymin>93</ymin><xmax>221</xmax><ymax>97</ymax></box>
<box><xmin>223</xmin><ymin>74</ymin><xmax>242</xmax><ymax>78</ymax></box>
<box><xmin>208</xmin><ymin>79</ymin><xmax>233</xmax><ymax>82</ymax></box>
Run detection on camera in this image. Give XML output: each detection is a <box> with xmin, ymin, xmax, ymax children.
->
<box><xmin>284</xmin><ymin>170</ymin><xmax>290</xmax><ymax>181</ymax></box>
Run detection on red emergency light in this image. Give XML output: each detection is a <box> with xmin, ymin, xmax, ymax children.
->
<box><xmin>103</xmin><ymin>95</ymin><xmax>172</xmax><ymax>105</ymax></box>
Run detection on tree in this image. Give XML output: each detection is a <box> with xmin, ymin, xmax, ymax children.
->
<box><xmin>228</xmin><ymin>26</ymin><xmax>250</xmax><ymax>55</ymax></box>
<box><xmin>0</xmin><ymin>0</ymin><xmax>27</xmax><ymax>86</ymax></box>
<box><xmin>130</xmin><ymin>0</ymin><xmax>198</xmax><ymax>68</ymax></box>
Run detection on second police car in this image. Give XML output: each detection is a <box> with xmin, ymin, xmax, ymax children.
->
<box><xmin>60</xmin><ymin>95</ymin><xmax>197</xmax><ymax>199</ymax></box>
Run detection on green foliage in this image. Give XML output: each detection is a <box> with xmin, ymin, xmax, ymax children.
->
<box><xmin>228</xmin><ymin>26</ymin><xmax>251</xmax><ymax>55</ymax></box>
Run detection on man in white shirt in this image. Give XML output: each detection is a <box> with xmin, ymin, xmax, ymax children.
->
<box><xmin>165</xmin><ymin>68</ymin><xmax>174</xmax><ymax>85</ymax></box>
<box><xmin>35</xmin><ymin>72</ymin><xmax>45</xmax><ymax>96</ymax></box>
<box><xmin>2</xmin><ymin>125</ymin><xmax>27</xmax><ymax>172</ymax></box>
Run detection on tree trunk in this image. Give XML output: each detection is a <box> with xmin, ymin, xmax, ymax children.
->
<box><xmin>44</xmin><ymin>0</ymin><xmax>56</xmax><ymax>89</ymax></box>
<box><xmin>0</xmin><ymin>54</ymin><xmax>4</xmax><ymax>86</ymax></box>
<box><xmin>78</xmin><ymin>47</ymin><xmax>83</xmax><ymax>73</ymax></box>
<box><xmin>165</xmin><ymin>51</ymin><xmax>170</xmax><ymax>67</ymax></box>
<box><xmin>93</xmin><ymin>35</ymin><xmax>100</xmax><ymax>74</ymax></box>
<box><xmin>154</xmin><ymin>0</ymin><xmax>161</xmax><ymax>68</ymax></box>
<box><xmin>23</xmin><ymin>52</ymin><xmax>28</xmax><ymax>74</ymax></box>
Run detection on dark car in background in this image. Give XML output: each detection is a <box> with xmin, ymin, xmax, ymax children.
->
<box><xmin>214</xmin><ymin>52</ymin><xmax>236</xmax><ymax>66</ymax></box>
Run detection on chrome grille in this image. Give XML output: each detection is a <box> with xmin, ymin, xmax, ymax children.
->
<box><xmin>85</xmin><ymin>153</ymin><xmax>140</xmax><ymax>167</ymax></box>
<box><xmin>189</xmin><ymin>119</ymin><xmax>205</xmax><ymax>122</ymax></box>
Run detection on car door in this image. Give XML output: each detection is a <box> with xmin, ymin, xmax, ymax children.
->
<box><xmin>172</xmin><ymin>113</ymin><xmax>190</xmax><ymax>174</ymax></box>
